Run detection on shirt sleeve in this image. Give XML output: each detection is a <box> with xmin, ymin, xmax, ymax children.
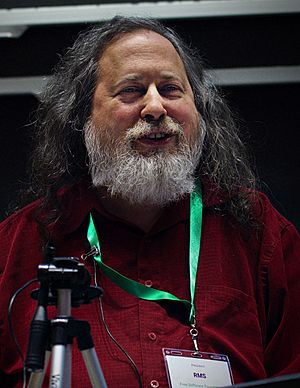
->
<box><xmin>262</xmin><ymin>209</ymin><xmax>300</xmax><ymax>376</ymax></box>
<box><xmin>0</xmin><ymin>205</ymin><xmax>44</xmax><ymax>381</ymax></box>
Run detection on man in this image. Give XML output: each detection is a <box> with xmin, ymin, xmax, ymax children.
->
<box><xmin>0</xmin><ymin>16</ymin><xmax>300</xmax><ymax>387</ymax></box>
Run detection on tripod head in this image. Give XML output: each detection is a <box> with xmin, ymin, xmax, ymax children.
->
<box><xmin>32</xmin><ymin>256</ymin><xmax>103</xmax><ymax>307</ymax></box>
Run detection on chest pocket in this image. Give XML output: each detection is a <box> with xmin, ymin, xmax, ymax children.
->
<box><xmin>179</xmin><ymin>285</ymin><xmax>263</xmax><ymax>354</ymax></box>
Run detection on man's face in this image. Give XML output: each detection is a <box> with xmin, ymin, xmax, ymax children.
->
<box><xmin>90</xmin><ymin>29</ymin><xmax>200</xmax><ymax>155</ymax></box>
<box><xmin>86</xmin><ymin>29</ymin><xmax>204</xmax><ymax>205</ymax></box>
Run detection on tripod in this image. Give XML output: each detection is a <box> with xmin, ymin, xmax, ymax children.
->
<box><xmin>25</xmin><ymin>256</ymin><xmax>107</xmax><ymax>388</ymax></box>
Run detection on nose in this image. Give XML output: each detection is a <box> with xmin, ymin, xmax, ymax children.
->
<box><xmin>140</xmin><ymin>85</ymin><xmax>167</xmax><ymax>122</ymax></box>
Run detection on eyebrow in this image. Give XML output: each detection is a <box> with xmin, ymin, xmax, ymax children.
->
<box><xmin>110</xmin><ymin>72</ymin><xmax>185</xmax><ymax>93</ymax></box>
<box><xmin>113</xmin><ymin>74</ymin><xmax>143</xmax><ymax>88</ymax></box>
<box><xmin>160</xmin><ymin>72</ymin><xmax>183</xmax><ymax>81</ymax></box>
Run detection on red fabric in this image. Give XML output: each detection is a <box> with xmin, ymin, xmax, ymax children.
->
<box><xmin>1</xmin><ymin>181</ymin><xmax>300</xmax><ymax>387</ymax></box>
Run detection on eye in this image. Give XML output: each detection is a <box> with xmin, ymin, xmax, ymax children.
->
<box><xmin>118</xmin><ymin>86</ymin><xmax>145</xmax><ymax>102</ymax></box>
<box><xmin>160</xmin><ymin>84</ymin><xmax>183</xmax><ymax>98</ymax></box>
<box><xmin>121</xmin><ymin>86</ymin><xmax>143</xmax><ymax>94</ymax></box>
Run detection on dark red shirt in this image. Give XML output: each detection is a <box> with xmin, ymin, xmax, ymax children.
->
<box><xmin>1</xmin><ymin>182</ymin><xmax>300</xmax><ymax>387</ymax></box>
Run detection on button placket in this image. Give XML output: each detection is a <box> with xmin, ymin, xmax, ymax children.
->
<box><xmin>138</xmin><ymin>235</ymin><xmax>163</xmax><ymax>388</ymax></box>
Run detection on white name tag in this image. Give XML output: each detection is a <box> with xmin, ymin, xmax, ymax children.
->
<box><xmin>163</xmin><ymin>348</ymin><xmax>233</xmax><ymax>388</ymax></box>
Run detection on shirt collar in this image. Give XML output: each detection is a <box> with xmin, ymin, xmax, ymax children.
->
<box><xmin>51</xmin><ymin>178</ymin><xmax>227</xmax><ymax>238</ymax></box>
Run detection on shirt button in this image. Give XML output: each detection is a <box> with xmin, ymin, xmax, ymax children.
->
<box><xmin>145</xmin><ymin>280</ymin><xmax>153</xmax><ymax>287</ymax></box>
<box><xmin>150</xmin><ymin>380</ymin><xmax>159</xmax><ymax>388</ymax></box>
<box><xmin>148</xmin><ymin>332</ymin><xmax>157</xmax><ymax>341</ymax></box>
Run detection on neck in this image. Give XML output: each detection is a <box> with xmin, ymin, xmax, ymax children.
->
<box><xmin>97</xmin><ymin>188</ymin><xmax>163</xmax><ymax>232</ymax></box>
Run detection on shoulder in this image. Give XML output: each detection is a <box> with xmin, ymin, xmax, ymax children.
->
<box><xmin>202</xmin><ymin>178</ymin><xmax>295</xmax><ymax>235</ymax></box>
<box><xmin>0</xmin><ymin>198</ymin><xmax>43</xmax><ymax>252</ymax></box>
<box><xmin>0</xmin><ymin>199</ymin><xmax>45</xmax><ymax>287</ymax></box>
<box><xmin>204</xmin><ymin>181</ymin><xmax>299</xmax><ymax>256</ymax></box>
<box><xmin>0</xmin><ymin>199</ymin><xmax>41</xmax><ymax>236</ymax></box>
<box><xmin>0</xmin><ymin>181</ymin><xmax>89</xmax><ymax>279</ymax></box>
<box><xmin>253</xmin><ymin>191</ymin><xmax>297</xmax><ymax>235</ymax></box>
<box><xmin>251</xmin><ymin>191</ymin><xmax>300</xmax><ymax>264</ymax></box>
<box><xmin>0</xmin><ymin>180</ymin><xmax>91</xmax><ymax>237</ymax></box>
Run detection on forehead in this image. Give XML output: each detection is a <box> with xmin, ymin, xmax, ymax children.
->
<box><xmin>98</xmin><ymin>29</ymin><xmax>188</xmax><ymax>78</ymax></box>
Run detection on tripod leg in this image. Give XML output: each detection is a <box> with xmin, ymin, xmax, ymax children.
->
<box><xmin>81</xmin><ymin>348</ymin><xmax>107</xmax><ymax>388</ymax></box>
<box><xmin>75</xmin><ymin>320</ymin><xmax>107</xmax><ymax>388</ymax></box>
<box><xmin>63</xmin><ymin>344</ymin><xmax>72</xmax><ymax>387</ymax></box>
<box><xmin>49</xmin><ymin>289</ymin><xmax>72</xmax><ymax>387</ymax></box>
<box><xmin>49</xmin><ymin>344</ymin><xmax>67</xmax><ymax>388</ymax></box>
<box><xmin>28</xmin><ymin>350</ymin><xmax>51</xmax><ymax>388</ymax></box>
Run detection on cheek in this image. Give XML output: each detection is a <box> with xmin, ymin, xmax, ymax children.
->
<box><xmin>112</xmin><ymin>106</ymin><xmax>141</xmax><ymax>130</ymax></box>
<box><xmin>183</xmin><ymin>110</ymin><xmax>201</xmax><ymax>146</ymax></box>
<box><xmin>171</xmin><ymin>102</ymin><xmax>200</xmax><ymax>135</ymax></box>
<box><xmin>92</xmin><ymin>103</ymin><xmax>140</xmax><ymax>134</ymax></box>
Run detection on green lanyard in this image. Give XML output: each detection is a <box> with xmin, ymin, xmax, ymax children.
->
<box><xmin>87</xmin><ymin>183</ymin><xmax>202</xmax><ymax>325</ymax></box>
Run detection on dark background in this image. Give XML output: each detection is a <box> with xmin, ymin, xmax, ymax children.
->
<box><xmin>1</xmin><ymin>8</ymin><xmax>299</xmax><ymax>228</ymax></box>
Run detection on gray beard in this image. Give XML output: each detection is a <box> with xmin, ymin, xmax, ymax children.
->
<box><xmin>84</xmin><ymin>118</ymin><xmax>204</xmax><ymax>206</ymax></box>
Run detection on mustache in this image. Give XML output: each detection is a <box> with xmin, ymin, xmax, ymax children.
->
<box><xmin>125</xmin><ymin>117</ymin><xmax>184</xmax><ymax>141</ymax></box>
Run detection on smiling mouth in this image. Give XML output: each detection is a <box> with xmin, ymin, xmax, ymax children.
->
<box><xmin>142</xmin><ymin>132</ymin><xmax>173</xmax><ymax>141</ymax></box>
<box><xmin>128</xmin><ymin>128</ymin><xmax>180</xmax><ymax>155</ymax></box>
<box><xmin>135</xmin><ymin>130</ymin><xmax>178</xmax><ymax>146</ymax></box>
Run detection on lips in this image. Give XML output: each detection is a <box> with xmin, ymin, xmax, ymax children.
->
<box><xmin>143</xmin><ymin>132</ymin><xmax>171</xmax><ymax>140</ymax></box>
<box><xmin>137</xmin><ymin>131</ymin><xmax>174</xmax><ymax>146</ymax></box>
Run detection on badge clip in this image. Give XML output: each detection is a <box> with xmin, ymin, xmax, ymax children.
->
<box><xmin>81</xmin><ymin>245</ymin><xmax>99</xmax><ymax>261</ymax></box>
<box><xmin>190</xmin><ymin>321</ymin><xmax>199</xmax><ymax>352</ymax></box>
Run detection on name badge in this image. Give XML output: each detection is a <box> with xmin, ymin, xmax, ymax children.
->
<box><xmin>163</xmin><ymin>348</ymin><xmax>233</xmax><ymax>388</ymax></box>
